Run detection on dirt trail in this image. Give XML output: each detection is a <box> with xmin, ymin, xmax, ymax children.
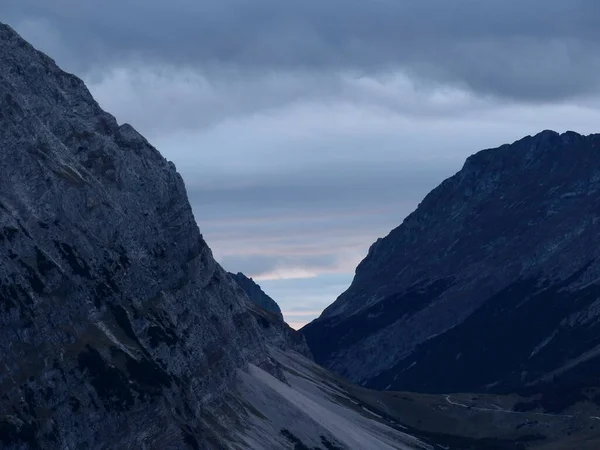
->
<box><xmin>444</xmin><ymin>395</ymin><xmax>600</xmax><ymax>420</ymax></box>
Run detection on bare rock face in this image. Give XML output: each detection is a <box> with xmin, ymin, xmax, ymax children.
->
<box><xmin>228</xmin><ymin>272</ymin><xmax>312</xmax><ymax>358</ymax></box>
<box><xmin>303</xmin><ymin>130</ymin><xmax>600</xmax><ymax>410</ymax></box>
<box><xmin>228</xmin><ymin>272</ymin><xmax>283</xmax><ymax>319</ymax></box>
<box><xmin>0</xmin><ymin>22</ymin><xmax>271</xmax><ymax>449</ymax></box>
<box><xmin>246</xmin><ymin>303</ymin><xmax>313</xmax><ymax>360</ymax></box>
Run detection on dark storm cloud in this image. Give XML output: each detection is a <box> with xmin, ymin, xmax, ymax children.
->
<box><xmin>3</xmin><ymin>0</ymin><xmax>600</xmax><ymax>101</ymax></box>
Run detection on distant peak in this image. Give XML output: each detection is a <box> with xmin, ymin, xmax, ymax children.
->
<box><xmin>535</xmin><ymin>129</ymin><xmax>560</xmax><ymax>137</ymax></box>
<box><xmin>0</xmin><ymin>21</ymin><xmax>13</xmax><ymax>32</ymax></box>
<box><xmin>0</xmin><ymin>22</ymin><xmax>26</xmax><ymax>43</ymax></box>
<box><xmin>531</xmin><ymin>129</ymin><xmax>585</xmax><ymax>143</ymax></box>
<box><xmin>228</xmin><ymin>271</ymin><xmax>283</xmax><ymax>318</ymax></box>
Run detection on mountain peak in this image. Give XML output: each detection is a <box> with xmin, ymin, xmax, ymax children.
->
<box><xmin>303</xmin><ymin>129</ymin><xmax>600</xmax><ymax>404</ymax></box>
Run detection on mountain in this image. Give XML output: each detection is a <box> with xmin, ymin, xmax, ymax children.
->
<box><xmin>0</xmin><ymin>22</ymin><xmax>427</xmax><ymax>449</ymax></box>
<box><xmin>228</xmin><ymin>272</ymin><xmax>283</xmax><ymax>319</ymax></box>
<box><xmin>302</xmin><ymin>130</ymin><xmax>600</xmax><ymax>410</ymax></box>
<box><xmin>0</xmin><ymin>20</ymin><xmax>264</xmax><ymax>448</ymax></box>
<box><xmin>229</xmin><ymin>272</ymin><xmax>312</xmax><ymax>358</ymax></box>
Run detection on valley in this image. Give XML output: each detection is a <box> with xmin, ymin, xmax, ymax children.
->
<box><xmin>3</xmin><ymin>8</ymin><xmax>600</xmax><ymax>448</ymax></box>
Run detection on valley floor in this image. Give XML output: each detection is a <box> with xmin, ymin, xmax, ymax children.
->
<box><xmin>229</xmin><ymin>348</ymin><xmax>600</xmax><ymax>449</ymax></box>
<box><xmin>344</xmin><ymin>385</ymin><xmax>600</xmax><ymax>449</ymax></box>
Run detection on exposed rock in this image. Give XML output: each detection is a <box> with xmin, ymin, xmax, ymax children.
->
<box><xmin>0</xmin><ymin>21</ymin><xmax>266</xmax><ymax>449</ymax></box>
<box><xmin>247</xmin><ymin>302</ymin><xmax>313</xmax><ymax>359</ymax></box>
<box><xmin>302</xmin><ymin>130</ymin><xmax>600</xmax><ymax>409</ymax></box>
<box><xmin>228</xmin><ymin>272</ymin><xmax>283</xmax><ymax>319</ymax></box>
<box><xmin>228</xmin><ymin>272</ymin><xmax>312</xmax><ymax>358</ymax></box>
<box><xmin>234</xmin><ymin>347</ymin><xmax>430</xmax><ymax>450</ymax></box>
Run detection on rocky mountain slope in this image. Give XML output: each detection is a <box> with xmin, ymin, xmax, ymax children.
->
<box><xmin>229</xmin><ymin>272</ymin><xmax>312</xmax><ymax>358</ymax></box>
<box><xmin>235</xmin><ymin>347</ymin><xmax>431</xmax><ymax>450</ymax></box>
<box><xmin>0</xmin><ymin>20</ymin><xmax>271</xmax><ymax>449</ymax></box>
<box><xmin>302</xmin><ymin>130</ymin><xmax>600</xmax><ymax>410</ymax></box>
<box><xmin>0</xmin><ymin>22</ymin><xmax>427</xmax><ymax>449</ymax></box>
<box><xmin>228</xmin><ymin>272</ymin><xmax>283</xmax><ymax>318</ymax></box>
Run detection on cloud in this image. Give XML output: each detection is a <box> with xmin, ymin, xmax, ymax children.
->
<box><xmin>4</xmin><ymin>0</ymin><xmax>600</xmax><ymax>101</ymax></box>
<box><xmin>221</xmin><ymin>254</ymin><xmax>340</xmax><ymax>280</ymax></box>
<box><xmin>82</xmin><ymin>66</ymin><xmax>493</xmax><ymax>136</ymax></box>
<box><xmin>205</xmin><ymin>204</ymin><xmax>403</xmax><ymax>280</ymax></box>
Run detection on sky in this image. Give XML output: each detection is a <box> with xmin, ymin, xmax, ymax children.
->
<box><xmin>4</xmin><ymin>1</ymin><xmax>600</xmax><ymax>328</ymax></box>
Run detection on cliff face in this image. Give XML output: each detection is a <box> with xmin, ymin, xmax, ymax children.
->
<box><xmin>0</xmin><ymin>22</ymin><xmax>270</xmax><ymax>449</ymax></box>
<box><xmin>228</xmin><ymin>272</ymin><xmax>312</xmax><ymax>358</ymax></box>
<box><xmin>303</xmin><ymin>130</ymin><xmax>600</xmax><ymax>407</ymax></box>
<box><xmin>228</xmin><ymin>272</ymin><xmax>283</xmax><ymax>319</ymax></box>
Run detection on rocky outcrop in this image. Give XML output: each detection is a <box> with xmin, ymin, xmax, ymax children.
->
<box><xmin>228</xmin><ymin>272</ymin><xmax>312</xmax><ymax>358</ymax></box>
<box><xmin>247</xmin><ymin>302</ymin><xmax>313</xmax><ymax>359</ymax></box>
<box><xmin>303</xmin><ymin>130</ymin><xmax>600</xmax><ymax>409</ymax></box>
<box><xmin>0</xmin><ymin>22</ymin><xmax>275</xmax><ymax>449</ymax></box>
<box><xmin>228</xmin><ymin>272</ymin><xmax>283</xmax><ymax>319</ymax></box>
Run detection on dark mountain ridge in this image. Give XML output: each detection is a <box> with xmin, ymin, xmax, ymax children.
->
<box><xmin>228</xmin><ymin>271</ymin><xmax>312</xmax><ymax>358</ymax></box>
<box><xmin>228</xmin><ymin>271</ymin><xmax>283</xmax><ymax>319</ymax></box>
<box><xmin>302</xmin><ymin>129</ymin><xmax>600</xmax><ymax>410</ymax></box>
